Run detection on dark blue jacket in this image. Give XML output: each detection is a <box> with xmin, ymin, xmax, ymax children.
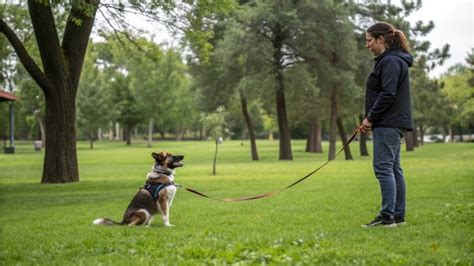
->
<box><xmin>365</xmin><ymin>48</ymin><xmax>414</xmax><ymax>131</ymax></box>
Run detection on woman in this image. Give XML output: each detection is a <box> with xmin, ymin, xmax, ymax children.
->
<box><xmin>360</xmin><ymin>22</ymin><xmax>413</xmax><ymax>228</ymax></box>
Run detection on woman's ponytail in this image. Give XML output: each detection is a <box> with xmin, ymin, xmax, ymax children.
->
<box><xmin>388</xmin><ymin>29</ymin><xmax>410</xmax><ymax>52</ymax></box>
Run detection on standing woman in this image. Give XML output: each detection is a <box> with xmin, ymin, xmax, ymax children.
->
<box><xmin>360</xmin><ymin>22</ymin><xmax>413</xmax><ymax>227</ymax></box>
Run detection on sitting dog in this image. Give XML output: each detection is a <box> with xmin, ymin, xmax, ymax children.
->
<box><xmin>93</xmin><ymin>152</ymin><xmax>184</xmax><ymax>227</ymax></box>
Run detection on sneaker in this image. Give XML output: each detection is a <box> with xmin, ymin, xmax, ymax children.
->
<box><xmin>362</xmin><ymin>215</ymin><xmax>397</xmax><ymax>228</ymax></box>
<box><xmin>395</xmin><ymin>216</ymin><xmax>406</xmax><ymax>225</ymax></box>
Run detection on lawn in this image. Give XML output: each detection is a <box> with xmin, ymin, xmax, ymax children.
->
<box><xmin>0</xmin><ymin>139</ymin><xmax>473</xmax><ymax>265</ymax></box>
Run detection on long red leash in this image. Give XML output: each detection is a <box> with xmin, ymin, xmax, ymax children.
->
<box><xmin>182</xmin><ymin>127</ymin><xmax>361</xmax><ymax>202</ymax></box>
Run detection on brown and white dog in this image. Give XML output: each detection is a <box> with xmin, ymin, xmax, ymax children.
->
<box><xmin>93</xmin><ymin>152</ymin><xmax>184</xmax><ymax>227</ymax></box>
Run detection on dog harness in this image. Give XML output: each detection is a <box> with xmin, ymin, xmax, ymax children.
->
<box><xmin>144</xmin><ymin>183</ymin><xmax>173</xmax><ymax>200</ymax></box>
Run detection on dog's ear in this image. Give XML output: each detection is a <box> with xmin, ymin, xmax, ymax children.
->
<box><xmin>151</xmin><ymin>152</ymin><xmax>161</xmax><ymax>161</ymax></box>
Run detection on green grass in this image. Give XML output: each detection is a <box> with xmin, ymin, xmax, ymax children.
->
<box><xmin>0</xmin><ymin>140</ymin><xmax>473</xmax><ymax>265</ymax></box>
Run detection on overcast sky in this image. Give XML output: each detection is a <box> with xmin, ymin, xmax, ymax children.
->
<box><xmin>406</xmin><ymin>0</ymin><xmax>473</xmax><ymax>77</ymax></box>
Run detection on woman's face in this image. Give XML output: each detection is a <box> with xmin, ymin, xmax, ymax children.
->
<box><xmin>366</xmin><ymin>32</ymin><xmax>385</xmax><ymax>56</ymax></box>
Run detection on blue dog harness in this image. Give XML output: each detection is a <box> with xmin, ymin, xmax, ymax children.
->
<box><xmin>144</xmin><ymin>183</ymin><xmax>173</xmax><ymax>200</ymax></box>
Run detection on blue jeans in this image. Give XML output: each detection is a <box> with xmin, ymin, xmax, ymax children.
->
<box><xmin>373</xmin><ymin>127</ymin><xmax>406</xmax><ymax>219</ymax></box>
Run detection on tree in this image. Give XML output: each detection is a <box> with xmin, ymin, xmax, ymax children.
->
<box><xmin>77</xmin><ymin>42</ymin><xmax>110</xmax><ymax>149</ymax></box>
<box><xmin>408</xmin><ymin>18</ymin><xmax>450</xmax><ymax>148</ymax></box>
<box><xmin>410</xmin><ymin>57</ymin><xmax>450</xmax><ymax>144</ymax></box>
<box><xmin>441</xmin><ymin>54</ymin><xmax>474</xmax><ymax>140</ymax></box>
<box><xmin>352</xmin><ymin>22</ymin><xmax>373</xmax><ymax>157</ymax></box>
<box><xmin>123</xmin><ymin>37</ymin><xmax>165</xmax><ymax>146</ymax></box>
<box><xmin>299</xmin><ymin>1</ymin><xmax>357</xmax><ymax>161</ymax></box>
<box><xmin>187</xmin><ymin>3</ymin><xmax>262</xmax><ymax>161</ymax></box>
<box><xmin>107</xmin><ymin>74</ymin><xmax>143</xmax><ymax>145</ymax></box>
<box><xmin>284</xmin><ymin>64</ymin><xmax>322</xmax><ymax>153</ymax></box>
<box><xmin>213</xmin><ymin>26</ymin><xmax>264</xmax><ymax>160</ymax></box>
<box><xmin>1</xmin><ymin>1</ymin><xmax>99</xmax><ymax>183</ymax></box>
<box><xmin>157</xmin><ymin>51</ymin><xmax>199</xmax><ymax>141</ymax></box>
<box><xmin>202</xmin><ymin>106</ymin><xmax>230</xmax><ymax>175</ymax></box>
<box><xmin>227</xmin><ymin>0</ymin><xmax>307</xmax><ymax>160</ymax></box>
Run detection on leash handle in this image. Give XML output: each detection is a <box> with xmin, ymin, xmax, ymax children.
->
<box><xmin>183</xmin><ymin>127</ymin><xmax>360</xmax><ymax>202</ymax></box>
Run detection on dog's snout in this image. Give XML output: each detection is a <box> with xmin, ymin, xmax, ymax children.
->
<box><xmin>169</xmin><ymin>155</ymin><xmax>184</xmax><ymax>169</ymax></box>
<box><xmin>173</xmin><ymin>155</ymin><xmax>184</xmax><ymax>161</ymax></box>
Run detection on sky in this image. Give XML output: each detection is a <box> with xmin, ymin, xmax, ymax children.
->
<box><xmin>405</xmin><ymin>0</ymin><xmax>473</xmax><ymax>77</ymax></box>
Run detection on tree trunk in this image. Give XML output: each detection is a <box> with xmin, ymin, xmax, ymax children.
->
<box><xmin>413</xmin><ymin>123</ymin><xmax>419</xmax><ymax>147</ymax></box>
<box><xmin>458</xmin><ymin>124</ymin><xmax>463</xmax><ymax>142</ymax></box>
<box><xmin>315</xmin><ymin>119</ymin><xmax>323</xmax><ymax>153</ymax></box>
<box><xmin>328</xmin><ymin>86</ymin><xmax>338</xmax><ymax>160</ymax></box>
<box><xmin>442</xmin><ymin>126</ymin><xmax>448</xmax><ymax>142</ymax></box>
<box><xmin>449</xmin><ymin>125</ymin><xmax>454</xmax><ymax>142</ymax></box>
<box><xmin>88</xmin><ymin>129</ymin><xmax>94</xmax><ymax>149</ymax></box>
<box><xmin>306</xmin><ymin>133</ymin><xmax>310</xmax><ymax>152</ymax></box>
<box><xmin>306</xmin><ymin>119</ymin><xmax>315</xmax><ymax>152</ymax></box>
<box><xmin>240</xmin><ymin>93</ymin><xmax>259</xmax><ymax>160</ymax></box>
<box><xmin>359</xmin><ymin>115</ymin><xmax>369</xmax><ymax>156</ymax></box>
<box><xmin>405</xmin><ymin>131</ymin><xmax>415</xmax><ymax>151</ymax></box>
<box><xmin>275</xmin><ymin>74</ymin><xmax>292</xmax><ymax>160</ymax></box>
<box><xmin>125</xmin><ymin>126</ymin><xmax>132</xmax><ymax>146</ymax></box>
<box><xmin>175</xmin><ymin>128</ymin><xmax>185</xmax><ymax>141</ymax></box>
<box><xmin>306</xmin><ymin>117</ymin><xmax>323</xmax><ymax>153</ymax></box>
<box><xmin>337</xmin><ymin>117</ymin><xmax>353</xmax><ymax>160</ymax></box>
<box><xmin>419</xmin><ymin>125</ymin><xmax>425</xmax><ymax>145</ymax></box>
<box><xmin>148</xmin><ymin>117</ymin><xmax>154</xmax><ymax>148</ymax></box>
<box><xmin>89</xmin><ymin>133</ymin><xmax>94</xmax><ymax>150</ymax></box>
<box><xmin>272</xmin><ymin>31</ymin><xmax>292</xmax><ymax>160</ymax></box>
<box><xmin>42</xmin><ymin>91</ymin><xmax>79</xmax><ymax>183</ymax></box>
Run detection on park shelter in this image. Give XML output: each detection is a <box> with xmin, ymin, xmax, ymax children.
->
<box><xmin>0</xmin><ymin>90</ymin><xmax>18</xmax><ymax>153</ymax></box>
<box><xmin>0</xmin><ymin>90</ymin><xmax>18</xmax><ymax>102</ymax></box>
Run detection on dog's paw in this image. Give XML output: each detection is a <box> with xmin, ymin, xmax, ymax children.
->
<box><xmin>164</xmin><ymin>223</ymin><xmax>174</xmax><ymax>227</ymax></box>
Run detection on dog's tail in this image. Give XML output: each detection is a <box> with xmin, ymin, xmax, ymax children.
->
<box><xmin>93</xmin><ymin>218</ymin><xmax>121</xmax><ymax>225</ymax></box>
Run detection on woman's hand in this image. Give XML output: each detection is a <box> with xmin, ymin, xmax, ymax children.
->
<box><xmin>360</xmin><ymin>118</ymin><xmax>373</xmax><ymax>133</ymax></box>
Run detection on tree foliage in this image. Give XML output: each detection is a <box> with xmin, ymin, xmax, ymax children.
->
<box><xmin>441</xmin><ymin>53</ymin><xmax>474</xmax><ymax>128</ymax></box>
<box><xmin>77</xmin><ymin>42</ymin><xmax>110</xmax><ymax>148</ymax></box>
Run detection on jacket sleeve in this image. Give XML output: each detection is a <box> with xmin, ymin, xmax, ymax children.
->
<box><xmin>367</xmin><ymin>57</ymin><xmax>400</xmax><ymax>123</ymax></box>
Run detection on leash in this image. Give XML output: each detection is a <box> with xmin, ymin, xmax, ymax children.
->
<box><xmin>182</xmin><ymin>126</ymin><xmax>361</xmax><ymax>202</ymax></box>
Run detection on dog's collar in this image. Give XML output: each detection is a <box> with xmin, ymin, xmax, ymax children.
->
<box><xmin>152</xmin><ymin>164</ymin><xmax>175</xmax><ymax>176</ymax></box>
<box><xmin>154</xmin><ymin>169</ymin><xmax>173</xmax><ymax>175</ymax></box>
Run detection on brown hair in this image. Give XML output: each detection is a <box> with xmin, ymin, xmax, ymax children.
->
<box><xmin>367</xmin><ymin>22</ymin><xmax>410</xmax><ymax>52</ymax></box>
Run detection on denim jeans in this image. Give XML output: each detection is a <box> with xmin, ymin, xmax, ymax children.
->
<box><xmin>373</xmin><ymin>127</ymin><xmax>406</xmax><ymax>219</ymax></box>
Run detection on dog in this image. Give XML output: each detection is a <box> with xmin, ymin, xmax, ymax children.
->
<box><xmin>93</xmin><ymin>152</ymin><xmax>184</xmax><ymax>227</ymax></box>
